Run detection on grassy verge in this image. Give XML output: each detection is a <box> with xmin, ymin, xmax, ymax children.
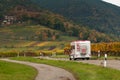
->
<box><xmin>50</xmin><ymin>55</ymin><xmax>120</xmax><ymax>60</ymax></box>
<box><xmin>0</xmin><ymin>60</ymin><xmax>37</xmax><ymax>80</ymax></box>
<box><xmin>51</xmin><ymin>55</ymin><xmax>69</xmax><ymax>58</ymax></box>
<box><xmin>11</xmin><ymin>57</ymin><xmax>120</xmax><ymax>80</ymax></box>
<box><xmin>91</xmin><ymin>56</ymin><xmax>120</xmax><ymax>60</ymax></box>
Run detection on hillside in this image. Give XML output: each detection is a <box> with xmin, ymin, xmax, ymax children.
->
<box><xmin>0</xmin><ymin>25</ymin><xmax>77</xmax><ymax>52</ymax></box>
<box><xmin>31</xmin><ymin>0</ymin><xmax>120</xmax><ymax>39</ymax></box>
<box><xmin>0</xmin><ymin>0</ymin><xmax>119</xmax><ymax>42</ymax></box>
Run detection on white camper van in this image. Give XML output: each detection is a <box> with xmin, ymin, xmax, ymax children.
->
<box><xmin>69</xmin><ymin>41</ymin><xmax>91</xmax><ymax>60</ymax></box>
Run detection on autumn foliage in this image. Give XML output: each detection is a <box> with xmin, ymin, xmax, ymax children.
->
<box><xmin>91</xmin><ymin>42</ymin><xmax>120</xmax><ymax>56</ymax></box>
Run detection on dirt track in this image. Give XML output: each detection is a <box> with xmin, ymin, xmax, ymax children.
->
<box><xmin>0</xmin><ymin>59</ymin><xmax>76</xmax><ymax>80</ymax></box>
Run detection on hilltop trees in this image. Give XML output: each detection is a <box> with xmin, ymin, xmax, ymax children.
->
<box><xmin>32</xmin><ymin>0</ymin><xmax>120</xmax><ymax>40</ymax></box>
<box><xmin>38</xmin><ymin>30</ymin><xmax>60</xmax><ymax>41</ymax></box>
<box><xmin>0</xmin><ymin>0</ymin><xmax>119</xmax><ymax>42</ymax></box>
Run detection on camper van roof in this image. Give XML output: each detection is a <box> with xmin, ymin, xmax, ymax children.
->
<box><xmin>71</xmin><ymin>40</ymin><xmax>90</xmax><ymax>43</ymax></box>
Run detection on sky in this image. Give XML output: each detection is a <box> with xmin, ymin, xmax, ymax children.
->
<box><xmin>102</xmin><ymin>0</ymin><xmax>120</xmax><ymax>7</ymax></box>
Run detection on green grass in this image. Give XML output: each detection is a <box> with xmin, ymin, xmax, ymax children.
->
<box><xmin>11</xmin><ymin>57</ymin><xmax>120</xmax><ymax>80</ymax></box>
<box><xmin>0</xmin><ymin>60</ymin><xmax>37</xmax><ymax>80</ymax></box>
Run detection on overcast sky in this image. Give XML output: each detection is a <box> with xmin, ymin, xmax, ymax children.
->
<box><xmin>102</xmin><ymin>0</ymin><xmax>120</xmax><ymax>7</ymax></box>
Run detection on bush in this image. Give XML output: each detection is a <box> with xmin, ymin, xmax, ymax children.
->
<box><xmin>56</xmin><ymin>50</ymin><xmax>64</xmax><ymax>55</ymax></box>
<box><xmin>91</xmin><ymin>51</ymin><xmax>120</xmax><ymax>56</ymax></box>
<box><xmin>19</xmin><ymin>51</ymin><xmax>38</xmax><ymax>56</ymax></box>
<box><xmin>41</xmin><ymin>51</ymin><xmax>53</xmax><ymax>56</ymax></box>
<box><xmin>39</xmin><ymin>50</ymin><xmax>64</xmax><ymax>56</ymax></box>
<box><xmin>0</xmin><ymin>51</ymin><xmax>39</xmax><ymax>57</ymax></box>
<box><xmin>0</xmin><ymin>52</ymin><xmax>17</xmax><ymax>57</ymax></box>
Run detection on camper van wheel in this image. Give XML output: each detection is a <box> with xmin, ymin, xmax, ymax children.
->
<box><xmin>69</xmin><ymin>57</ymin><xmax>76</xmax><ymax>60</ymax></box>
<box><xmin>82</xmin><ymin>58</ymin><xmax>85</xmax><ymax>60</ymax></box>
<box><xmin>74</xmin><ymin>58</ymin><xmax>77</xmax><ymax>60</ymax></box>
<box><xmin>69</xmin><ymin>55</ymin><xmax>74</xmax><ymax>60</ymax></box>
<box><xmin>86</xmin><ymin>58</ymin><xmax>90</xmax><ymax>60</ymax></box>
<box><xmin>69</xmin><ymin>58</ymin><xmax>72</xmax><ymax>60</ymax></box>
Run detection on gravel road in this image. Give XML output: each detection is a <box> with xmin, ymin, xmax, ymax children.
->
<box><xmin>77</xmin><ymin>60</ymin><xmax>120</xmax><ymax>70</ymax></box>
<box><xmin>0</xmin><ymin>59</ymin><xmax>76</xmax><ymax>80</ymax></box>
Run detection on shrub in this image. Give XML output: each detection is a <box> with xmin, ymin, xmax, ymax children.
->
<box><xmin>0</xmin><ymin>52</ymin><xmax>17</xmax><ymax>57</ymax></box>
<box><xmin>41</xmin><ymin>51</ymin><xmax>53</xmax><ymax>56</ymax></box>
<box><xmin>19</xmin><ymin>51</ymin><xmax>38</xmax><ymax>56</ymax></box>
<box><xmin>0</xmin><ymin>51</ymin><xmax>39</xmax><ymax>57</ymax></box>
<box><xmin>56</xmin><ymin>50</ymin><xmax>64</xmax><ymax>55</ymax></box>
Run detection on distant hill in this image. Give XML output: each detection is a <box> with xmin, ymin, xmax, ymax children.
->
<box><xmin>0</xmin><ymin>0</ymin><xmax>119</xmax><ymax>42</ymax></box>
<box><xmin>31</xmin><ymin>0</ymin><xmax>120</xmax><ymax>39</ymax></box>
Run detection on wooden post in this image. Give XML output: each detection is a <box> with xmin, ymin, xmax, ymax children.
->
<box><xmin>98</xmin><ymin>50</ymin><xmax>100</xmax><ymax>58</ymax></box>
<box><xmin>24</xmin><ymin>53</ymin><xmax>26</xmax><ymax>57</ymax></box>
<box><xmin>17</xmin><ymin>52</ymin><xmax>19</xmax><ymax>57</ymax></box>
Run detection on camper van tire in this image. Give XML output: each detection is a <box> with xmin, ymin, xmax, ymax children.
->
<box><xmin>69</xmin><ymin>58</ymin><xmax>73</xmax><ymax>60</ymax></box>
<box><xmin>69</xmin><ymin>58</ymin><xmax>76</xmax><ymax>60</ymax></box>
<box><xmin>69</xmin><ymin>55</ymin><xmax>76</xmax><ymax>60</ymax></box>
<box><xmin>70</xmin><ymin>58</ymin><xmax>90</xmax><ymax>60</ymax></box>
<box><xmin>86</xmin><ymin>58</ymin><xmax>90</xmax><ymax>60</ymax></box>
<box><xmin>82</xmin><ymin>58</ymin><xmax>90</xmax><ymax>60</ymax></box>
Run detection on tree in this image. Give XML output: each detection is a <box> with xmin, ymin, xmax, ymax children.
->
<box><xmin>54</xmin><ymin>18</ymin><xmax>65</xmax><ymax>31</ymax></box>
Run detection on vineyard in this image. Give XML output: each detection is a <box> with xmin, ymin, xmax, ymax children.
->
<box><xmin>91</xmin><ymin>42</ymin><xmax>120</xmax><ymax>56</ymax></box>
<box><xmin>0</xmin><ymin>41</ymin><xmax>120</xmax><ymax>57</ymax></box>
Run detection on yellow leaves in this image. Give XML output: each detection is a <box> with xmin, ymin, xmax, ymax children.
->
<box><xmin>36</xmin><ymin>42</ymin><xmax>50</xmax><ymax>46</ymax></box>
<box><xmin>92</xmin><ymin>42</ymin><xmax>120</xmax><ymax>53</ymax></box>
